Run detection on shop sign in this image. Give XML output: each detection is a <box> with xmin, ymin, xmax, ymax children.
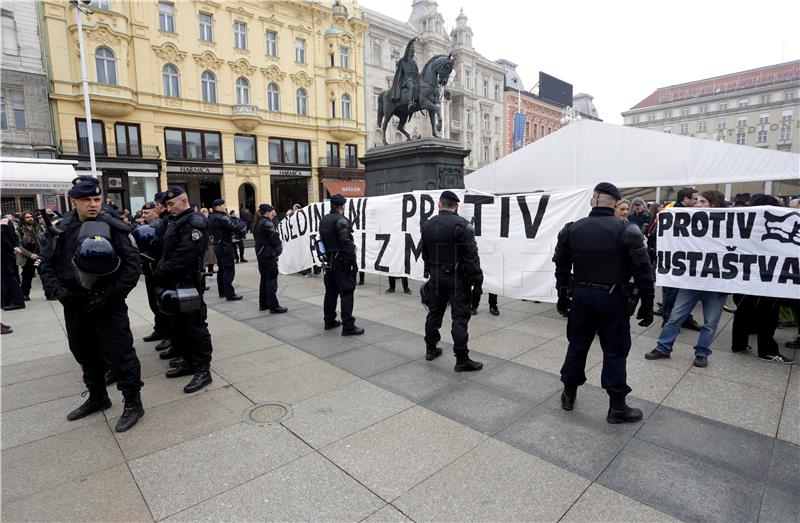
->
<box><xmin>167</xmin><ymin>164</ymin><xmax>224</xmax><ymax>175</ymax></box>
<box><xmin>271</xmin><ymin>169</ymin><xmax>311</xmax><ymax>177</ymax></box>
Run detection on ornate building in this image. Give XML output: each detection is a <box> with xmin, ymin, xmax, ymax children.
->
<box><xmin>41</xmin><ymin>0</ymin><xmax>367</xmax><ymax>213</ymax></box>
<box><xmin>363</xmin><ymin>1</ymin><xmax>506</xmax><ymax>173</ymax></box>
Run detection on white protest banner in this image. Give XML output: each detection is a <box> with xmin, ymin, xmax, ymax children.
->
<box><xmin>277</xmin><ymin>188</ymin><xmax>593</xmax><ymax>302</ymax></box>
<box><xmin>656</xmin><ymin>206</ymin><xmax>800</xmax><ymax>299</ymax></box>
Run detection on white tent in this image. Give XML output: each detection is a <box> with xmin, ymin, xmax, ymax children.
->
<box><xmin>0</xmin><ymin>157</ymin><xmax>78</xmax><ymax>192</ymax></box>
<box><xmin>465</xmin><ymin>119</ymin><xmax>800</xmax><ymax>194</ymax></box>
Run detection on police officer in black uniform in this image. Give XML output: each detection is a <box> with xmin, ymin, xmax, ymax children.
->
<box><xmin>207</xmin><ymin>199</ymin><xmax>244</xmax><ymax>301</ymax></box>
<box><xmin>421</xmin><ymin>191</ymin><xmax>483</xmax><ymax>371</ymax></box>
<box><xmin>553</xmin><ymin>182</ymin><xmax>654</xmax><ymax>424</ymax></box>
<box><xmin>152</xmin><ymin>188</ymin><xmax>214</xmax><ymax>393</ymax></box>
<box><xmin>319</xmin><ymin>194</ymin><xmax>364</xmax><ymax>335</ymax></box>
<box><xmin>39</xmin><ymin>176</ymin><xmax>144</xmax><ymax>432</ymax></box>
<box><xmin>253</xmin><ymin>203</ymin><xmax>288</xmax><ymax>313</ymax></box>
<box><xmin>138</xmin><ymin>200</ymin><xmax>173</xmax><ymax>354</ymax></box>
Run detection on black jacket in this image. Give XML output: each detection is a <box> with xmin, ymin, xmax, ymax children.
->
<box><xmin>253</xmin><ymin>216</ymin><xmax>282</xmax><ymax>258</ymax></box>
<box><xmin>153</xmin><ymin>208</ymin><xmax>208</xmax><ymax>290</ymax></box>
<box><xmin>207</xmin><ymin>210</ymin><xmax>238</xmax><ymax>246</ymax></box>
<box><xmin>421</xmin><ymin>210</ymin><xmax>482</xmax><ymax>284</ymax></box>
<box><xmin>319</xmin><ymin>211</ymin><xmax>356</xmax><ymax>260</ymax></box>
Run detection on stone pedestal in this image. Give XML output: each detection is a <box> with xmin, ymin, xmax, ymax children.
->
<box><xmin>360</xmin><ymin>137</ymin><xmax>470</xmax><ymax>197</ymax></box>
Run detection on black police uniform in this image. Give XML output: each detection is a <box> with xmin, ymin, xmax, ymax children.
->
<box><xmin>319</xmin><ymin>208</ymin><xmax>360</xmax><ymax>332</ymax></box>
<box><xmin>253</xmin><ymin>214</ymin><xmax>283</xmax><ymax>311</ymax></box>
<box><xmin>207</xmin><ymin>210</ymin><xmax>240</xmax><ymax>299</ymax></box>
<box><xmin>153</xmin><ymin>207</ymin><xmax>214</xmax><ymax>389</ymax></box>
<box><xmin>39</xmin><ymin>209</ymin><xmax>143</xmax><ymax>415</ymax></box>
<box><xmin>553</xmin><ymin>192</ymin><xmax>654</xmax><ymax>417</ymax></box>
<box><xmin>142</xmin><ymin>208</ymin><xmax>171</xmax><ymax>342</ymax></box>
<box><xmin>421</xmin><ymin>202</ymin><xmax>483</xmax><ymax>367</ymax></box>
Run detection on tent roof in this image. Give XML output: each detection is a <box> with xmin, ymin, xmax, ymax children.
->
<box><xmin>465</xmin><ymin>119</ymin><xmax>800</xmax><ymax>194</ymax></box>
<box><xmin>0</xmin><ymin>158</ymin><xmax>78</xmax><ymax>192</ymax></box>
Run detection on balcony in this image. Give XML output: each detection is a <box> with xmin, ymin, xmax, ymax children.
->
<box><xmin>60</xmin><ymin>139</ymin><xmax>161</xmax><ymax>160</ymax></box>
<box><xmin>318</xmin><ymin>156</ymin><xmax>362</xmax><ymax>169</ymax></box>
<box><xmin>327</xmin><ymin>118</ymin><xmax>359</xmax><ymax>141</ymax></box>
<box><xmin>231</xmin><ymin>105</ymin><xmax>261</xmax><ymax>132</ymax></box>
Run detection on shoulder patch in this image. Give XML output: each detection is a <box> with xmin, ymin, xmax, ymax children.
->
<box><xmin>191</xmin><ymin>229</ymin><xmax>203</xmax><ymax>241</ymax></box>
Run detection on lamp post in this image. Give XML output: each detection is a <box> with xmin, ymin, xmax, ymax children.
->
<box><xmin>70</xmin><ymin>0</ymin><xmax>97</xmax><ymax>177</ymax></box>
<box><xmin>559</xmin><ymin>106</ymin><xmax>582</xmax><ymax>125</ymax></box>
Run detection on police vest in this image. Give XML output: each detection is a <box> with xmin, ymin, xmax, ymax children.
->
<box><xmin>568</xmin><ymin>215</ymin><xmax>629</xmax><ymax>284</ymax></box>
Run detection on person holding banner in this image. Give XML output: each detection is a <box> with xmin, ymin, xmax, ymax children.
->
<box><xmin>420</xmin><ymin>190</ymin><xmax>484</xmax><ymax>372</ymax></box>
<box><xmin>554</xmin><ymin>182</ymin><xmax>654</xmax><ymax>424</ymax></box>
<box><xmin>319</xmin><ymin>194</ymin><xmax>364</xmax><ymax>336</ymax></box>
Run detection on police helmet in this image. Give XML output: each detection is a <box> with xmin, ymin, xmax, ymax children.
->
<box><xmin>156</xmin><ymin>286</ymin><xmax>202</xmax><ymax>315</ymax></box>
<box><xmin>72</xmin><ymin>235</ymin><xmax>121</xmax><ymax>290</ymax></box>
<box><xmin>132</xmin><ymin>224</ymin><xmax>160</xmax><ymax>252</ymax></box>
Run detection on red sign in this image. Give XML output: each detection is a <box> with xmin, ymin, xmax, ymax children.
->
<box><xmin>322</xmin><ymin>180</ymin><xmax>365</xmax><ymax>197</ymax></box>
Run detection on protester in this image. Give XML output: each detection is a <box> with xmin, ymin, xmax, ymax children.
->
<box><xmin>1</xmin><ymin>215</ymin><xmax>25</xmax><ymax>310</ymax></box>
<box><xmin>627</xmin><ymin>198</ymin><xmax>651</xmax><ymax>232</ymax></box>
<box><xmin>15</xmin><ymin>211</ymin><xmax>44</xmax><ymax>301</ymax></box>
<box><xmin>614</xmin><ymin>199</ymin><xmax>630</xmax><ymax>220</ymax></box>
<box><xmin>386</xmin><ymin>276</ymin><xmax>411</xmax><ymax>294</ymax></box>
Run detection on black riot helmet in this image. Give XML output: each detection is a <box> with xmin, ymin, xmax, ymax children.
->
<box><xmin>72</xmin><ymin>221</ymin><xmax>121</xmax><ymax>290</ymax></box>
<box><xmin>155</xmin><ymin>286</ymin><xmax>201</xmax><ymax>315</ymax></box>
<box><xmin>132</xmin><ymin>223</ymin><xmax>161</xmax><ymax>253</ymax></box>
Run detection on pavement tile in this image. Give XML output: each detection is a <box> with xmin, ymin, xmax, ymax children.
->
<box><xmin>0</xmin><ymin>338</ymin><xmax>71</xmax><ymax>366</ymax></box>
<box><xmin>210</xmin><ymin>330</ymin><xmax>284</xmax><ymax>360</ymax></box>
<box><xmin>112</xmin><ymin>386</ymin><xmax>253</xmax><ymax>460</ymax></box>
<box><xmin>1</xmin><ymin>367</ymin><xmax>86</xmax><ymax>412</ymax></box>
<box><xmin>468</xmin><ymin>360</ymin><xmax>562</xmax><ymax>404</ymax></box>
<box><xmin>759</xmin><ymin>440</ymin><xmax>800</xmax><ymax>523</ymax></box>
<box><xmin>561</xmin><ymin>483</ymin><xmax>679</xmax><ymax>522</ymax></box>
<box><xmin>394</xmin><ymin>438</ymin><xmax>589</xmax><ymax>522</ymax></box>
<box><xmin>362</xmin><ymin>504</ymin><xmax>413</xmax><ymax>523</ymax></box>
<box><xmin>240</xmin><ymin>314</ymin><xmax>301</xmax><ymax>334</ymax></box>
<box><xmin>629</xmin><ymin>335</ymin><xmax>697</xmax><ymax>371</ymax></box>
<box><xmin>1</xmin><ymin>421</ymin><xmax>124</xmax><ymax>502</ymax></box>
<box><xmin>506</xmin><ymin>314</ymin><xmax>569</xmax><ymax>339</ymax></box>
<box><xmin>211</xmin><ymin>344</ymin><xmax>315</xmax><ymax>383</ymax></box>
<box><xmin>325</xmin><ymin>346</ymin><xmax>410</xmax><ymax>378</ymax></box>
<box><xmin>467</xmin><ymin>329</ymin><xmax>550</xmax><ymax>360</ymax></box>
<box><xmin>282</xmin><ymin>380</ymin><xmax>413</xmax><ymax>449</ymax></box>
<box><xmin>501</xmin><ymin>299</ymin><xmax>556</xmax><ymax>315</ymax></box>
<box><xmin>130</xmin><ymin>423</ymin><xmax>310</xmax><ymax>521</ymax></box>
<box><xmin>1</xmin><ymin>394</ymin><xmax>106</xmax><ymax>450</ymax></box>
<box><xmin>0</xmin><ymin>463</ymin><xmax>153</xmax><ymax>523</ymax></box>
<box><xmin>688</xmin><ymin>348</ymin><xmax>792</xmax><ymax>393</ymax></box>
<box><xmin>422</xmin><ymin>381</ymin><xmax>532</xmax><ymax>436</ymax></box>
<box><xmin>512</xmin><ymin>337</ymin><xmax>601</xmax><ymax>376</ymax></box>
<box><xmin>368</xmin><ymin>361</ymin><xmax>462</xmax><ymax>403</ymax></box>
<box><xmin>235</xmin><ymin>359</ymin><xmax>359</xmax><ymax>405</ymax></box>
<box><xmin>163</xmin><ymin>453</ymin><xmax>384</xmax><ymax>522</ymax></box>
<box><xmin>348</xmin><ymin>323</ymin><xmax>415</xmax><ymax>345</ymax></box>
<box><xmin>0</xmin><ymin>353</ymin><xmax>78</xmax><ymax>386</ymax></box>
<box><xmin>587</xmin><ymin>356</ymin><xmax>688</xmax><ymax>404</ymax></box>
<box><xmin>663</xmin><ymin>372</ymin><xmax>783</xmax><ymax>437</ymax></box>
<box><xmin>267</xmin><ymin>321</ymin><xmax>327</xmax><ymax>342</ymax></box>
<box><xmin>372</xmin><ymin>333</ymin><xmax>445</xmax><ymax>360</ymax></box>
<box><xmin>291</xmin><ymin>332</ymin><xmax>371</xmax><ymax>358</ymax></box>
<box><xmin>426</xmin><ymin>350</ymin><xmax>507</xmax><ymax>375</ymax></box>
<box><xmin>636</xmin><ymin>406</ymin><xmax>775</xmax><ymax>481</ymax></box>
<box><xmin>777</xmin><ymin>368</ymin><xmax>799</xmax><ymax>445</ymax></box>
<box><xmin>322</xmin><ymin>406</ymin><xmax>486</xmax><ymax>501</ymax></box>
<box><xmin>599</xmin><ymin>438</ymin><xmax>762</xmax><ymax>523</ymax></box>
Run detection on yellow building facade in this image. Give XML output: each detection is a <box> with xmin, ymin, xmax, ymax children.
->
<box><xmin>42</xmin><ymin>0</ymin><xmax>367</xmax><ymax>213</ymax></box>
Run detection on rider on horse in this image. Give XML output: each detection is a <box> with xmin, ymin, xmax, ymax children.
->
<box><xmin>390</xmin><ymin>38</ymin><xmax>419</xmax><ymax>111</ymax></box>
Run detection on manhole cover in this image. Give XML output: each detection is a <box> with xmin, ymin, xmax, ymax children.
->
<box><xmin>243</xmin><ymin>403</ymin><xmax>290</xmax><ymax>425</ymax></box>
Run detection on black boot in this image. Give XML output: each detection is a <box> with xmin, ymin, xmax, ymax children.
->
<box><xmin>159</xmin><ymin>346</ymin><xmax>180</xmax><ymax>360</ymax></box>
<box><xmin>342</xmin><ymin>326</ymin><xmax>365</xmax><ymax>336</ymax></box>
<box><xmin>561</xmin><ymin>389</ymin><xmax>576</xmax><ymax>411</ymax></box>
<box><xmin>115</xmin><ymin>392</ymin><xmax>144</xmax><ymax>432</ymax></box>
<box><xmin>165</xmin><ymin>363</ymin><xmax>195</xmax><ymax>378</ymax></box>
<box><xmin>489</xmin><ymin>304</ymin><xmax>500</xmax><ymax>316</ymax></box>
<box><xmin>607</xmin><ymin>404</ymin><xmax>643</xmax><ymax>424</ymax></box>
<box><xmin>155</xmin><ymin>338</ymin><xmax>172</xmax><ymax>351</ymax></box>
<box><xmin>66</xmin><ymin>391</ymin><xmax>111</xmax><ymax>421</ymax></box>
<box><xmin>184</xmin><ymin>366</ymin><xmax>212</xmax><ymax>393</ymax></box>
<box><xmin>425</xmin><ymin>347</ymin><xmax>443</xmax><ymax>361</ymax></box>
<box><xmin>324</xmin><ymin>320</ymin><xmax>342</xmax><ymax>331</ymax></box>
<box><xmin>142</xmin><ymin>331</ymin><xmax>165</xmax><ymax>342</ymax></box>
<box><xmin>454</xmin><ymin>353</ymin><xmax>483</xmax><ymax>372</ymax></box>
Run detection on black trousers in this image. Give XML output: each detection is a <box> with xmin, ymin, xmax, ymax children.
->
<box><xmin>214</xmin><ymin>243</ymin><xmax>236</xmax><ymax>298</ymax></box>
<box><xmin>63</xmin><ymin>299</ymin><xmax>142</xmax><ymax>395</ymax></box>
<box><xmin>233</xmin><ymin>240</ymin><xmax>245</xmax><ymax>262</ymax></box>
<box><xmin>20</xmin><ymin>259</ymin><xmax>36</xmax><ymax>297</ymax></box>
<box><xmin>424</xmin><ymin>275</ymin><xmax>472</xmax><ymax>353</ymax></box>
<box><xmin>561</xmin><ymin>288</ymin><xmax>632</xmax><ymax>400</ymax></box>
<box><xmin>171</xmin><ymin>300</ymin><xmax>213</xmax><ymax>368</ymax></box>
<box><xmin>388</xmin><ymin>276</ymin><xmax>409</xmax><ymax>290</ymax></box>
<box><xmin>257</xmin><ymin>255</ymin><xmax>280</xmax><ymax>310</ymax></box>
<box><xmin>323</xmin><ymin>267</ymin><xmax>356</xmax><ymax>329</ymax></box>
<box><xmin>731</xmin><ymin>295</ymin><xmax>780</xmax><ymax>357</ymax></box>
<box><xmin>144</xmin><ymin>274</ymin><xmax>171</xmax><ymax>336</ymax></box>
<box><xmin>470</xmin><ymin>283</ymin><xmax>497</xmax><ymax>309</ymax></box>
<box><xmin>1</xmin><ymin>255</ymin><xmax>23</xmax><ymax>306</ymax></box>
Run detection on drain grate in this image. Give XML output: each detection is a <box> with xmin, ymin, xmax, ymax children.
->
<box><xmin>243</xmin><ymin>403</ymin><xmax>290</xmax><ymax>426</ymax></box>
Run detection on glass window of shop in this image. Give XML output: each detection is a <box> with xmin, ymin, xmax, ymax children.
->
<box><xmin>128</xmin><ymin>175</ymin><xmax>158</xmax><ymax>212</ymax></box>
<box><xmin>234</xmin><ymin>134</ymin><xmax>257</xmax><ymax>164</ymax></box>
<box><xmin>268</xmin><ymin>138</ymin><xmax>310</xmax><ymax>165</ymax></box>
<box><xmin>164</xmin><ymin>129</ymin><xmax>221</xmax><ymax>161</ymax></box>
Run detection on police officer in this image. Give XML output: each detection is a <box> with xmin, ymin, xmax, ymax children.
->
<box><xmin>253</xmin><ymin>203</ymin><xmax>287</xmax><ymax>313</ymax></box>
<box><xmin>138</xmin><ymin>201</ymin><xmax>172</xmax><ymax>354</ymax></box>
<box><xmin>39</xmin><ymin>176</ymin><xmax>144</xmax><ymax>432</ymax></box>
<box><xmin>152</xmin><ymin>188</ymin><xmax>214</xmax><ymax>393</ymax></box>
<box><xmin>319</xmin><ymin>194</ymin><xmax>364</xmax><ymax>335</ymax></box>
<box><xmin>207</xmin><ymin>199</ymin><xmax>244</xmax><ymax>301</ymax></box>
<box><xmin>421</xmin><ymin>191</ymin><xmax>483</xmax><ymax>371</ymax></box>
<box><xmin>553</xmin><ymin>182</ymin><xmax>654</xmax><ymax>424</ymax></box>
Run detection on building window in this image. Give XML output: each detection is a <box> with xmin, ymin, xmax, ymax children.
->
<box><xmin>326</xmin><ymin>142</ymin><xmax>339</xmax><ymax>166</ymax></box>
<box><xmin>373</xmin><ymin>92</ymin><xmax>380</xmax><ymax>110</ymax></box>
<box><xmin>483</xmin><ymin>79</ymin><xmax>488</xmax><ymax>98</ymax></box>
<box><xmin>371</xmin><ymin>42</ymin><xmax>381</xmax><ymax>66</ymax></box>
<box><xmin>680</xmin><ymin>123</ymin><xmax>688</xmax><ymax>135</ymax></box>
<box><xmin>295</xmin><ymin>38</ymin><xmax>305</xmax><ymax>63</ymax></box>
<box><xmin>663</xmin><ymin>127</ymin><xmax>671</xmax><ymax>134</ymax></box>
<box><xmin>296</xmin><ymin>88</ymin><xmax>307</xmax><ymax>116</ymax></box>
<box><xmin>738</xmin><ymin>99</ymin><xmax>749</xmax><ymax>108</ymax></box>
<box><xmin>330</xmin><ymin>99</ymin><xmax>336</xmax><ymax>118</ymax></box>
<box><xmin>780</xmin><ymin>125</ymin><xmax>791</xmax><ymax>141</ymax></box>
<box><xmin>757</xmin><ymin>130</ymin><xmax>768</xmax><ymax>143</ymax></box>
<box><xmin>267</xmin><ymin>82</ymin><xmax>280</xmax><ymax>112</ymax></box>
<box><xmin>718</xmin><ymin>102</ymin><xmax>727</xmax><ymax>111</ymax></box>
<box><xmin>269</xmin><ymin>138</ymin><xmax>310</xmax><ymax>165</ymax></box>
<box><xmin>647</xmin><ymin>113</ymin><xmax>655</xmax><ymax>121</ymax></box>
<box><xmin>632</xmin><ymin>115</ymin><xmax>640</xmax><ymax>124</ymax></box>
<box><xmin>784</xmin><ymin>91</ymin><xmax>796</xmax><ymax>101</ymax></box>
<box><xmin>1</xmin><ymin>9</ymin><xmax>18</xmax><ymax>55</ymax></box>
<box><xmin>235</xmin><ymin>77</ymin><xmax>250</xmax><ymax>105</ymax></box>
<box><xmin>482</xmin><ymin>112</ymin><xmax>489</xmax><ymax>130</ymax></box>
<box><xmin>340</xmin><ymin>46</ymin><xmax>349</xmax><ymax>68</ymax></box>
<box><xmin>716</xmin><ymin>118</ymin><xmax>726</xmax><ymax>130</ymax></box>
<box><xmin>681</xmin><ymin>108</ymin><xmax>690</xmax><ymax>117</ymax></box>
<box><xmin>158</xmin><ymin>2</ymin><xmax>175</xmax><ymax>33</ymax></box>
<box><xmin>234</xmin><ymin>134</ymin><xmax>256</xmax><ymax>163</ymax></box>
<box><xmin>199</xmin><ymin>13</ymin><xmax>213</xmax><ymax>42</ymax></box>
<box><xmin>465</xmin><ymin>68</ymin><xmax>472</xmax><ymax>89</ymax></box>
<box><xmin>0</xmin><ymin>97</ymin><xmax>6</xmax><ymax>129</ymax></box>
<box><xmin>760</xmin><ymin>94</ymin><xmax>771</xmax><ymax>104</ymax></box>
<box><xmin>77</xmin><ymin>118</ymin><xmax>106</xmax><ymax>155</ymax></box>
<box><xmin>164</xmin><ymin>128</ymin><xmax>221</xmax><ymax>160</ymax></box>
<box><xmin>266</xmin><ymin>31</ymin><xmax>277</xmax><ymax>56</ymax></box>
<box><xmin>201</xmin><ymin>70</ymin><xmax>217</xmax><ymax>103</ymax></box>
<box><xmin>345</xmin><ymin>144</ymin><xmax>357</xmax><ymax>168</ymax></box>
<box><xmin>494</xmin><ymin>82</ymin><xmax>500</xmax><ymax>101</ymax></box>
<box><xmin>495</xmin><ymin>116</ymin><xmax>501</xmax><ymax>133</ymax></box>
<box><xmin>95</xmin><ymin>47</ymin><xmax>117</xmax><ymax>85</ymax></box>
<box><xmin>162</xmin><ymin>64</ymin><xmax>180</xmax><ymax>98</ymax></box>
<box><xmin>759</xmin><ymin>113</ymin><xmax>769</xmax><ymax>125</ymax></box>
<box><xmin>234</xmin><ymin>21</ymin><xmax>247</xmax><ymax>50</ymax></box>
<box><xmin>697</xmin><ymin>121</ymin><xmax>707</xmax><ymax>132</ymax></box>
<box><xmin>663</xmin><ymin>110</ymin><xmax>672</xmax><ymax>118</ymax></box>
<box><xmin>699</xmin><ymin>104</ymin><xmax>708</xmax><ymax>114</ymax></box>
<box><xmin>8</xmin><ymin>91</ymin><xmax>25</xmax><ymax>129</ymax></box>
<box><xmin>736</xmin><ymin>131</ymin><xmax>746</xmax><ymax>145</ymax></box>
<box><xmin>115</xmin><ymin>123</ymin><xmax>141</xmax><ymax>156</ymax></box>
<box><xmin>341</xmin><ymin>94</ymin><xmax>351</xmax><ymax>119</ymax></box>
<box><xmin>90</xmin><ymin>0</ymin><xmax>110</xmax><ymax>8</ymax></box>
<box><xmin>737</xmin><ymin>116</ymin><xmax>747</xmax><ymax>127</ymax></box>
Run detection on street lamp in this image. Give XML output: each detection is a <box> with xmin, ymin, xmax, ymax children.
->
<box><xmin>559</xmin><ymin>106</ymin><xmax>582</xmax><ymax>125</ymax></box>
<box><xmin>70</xmin><ymin>0</ymin><xmax>98</xmax><ymax>177</ymax></box>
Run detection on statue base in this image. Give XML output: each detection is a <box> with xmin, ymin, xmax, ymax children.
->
<box><xmin>361</xmin><ymin>137</ymin><xmax>470</xmax><ymax>197</ymax></box>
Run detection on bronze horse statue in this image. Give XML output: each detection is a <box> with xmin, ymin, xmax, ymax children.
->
<box><xmin>377</xmin><ymin>54</ymin><xmax>455</xmax><ymax>145</ymax></box>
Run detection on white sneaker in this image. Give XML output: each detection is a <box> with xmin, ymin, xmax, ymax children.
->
<box><xmin>758</xmin><ymin>354</ymin><xmax>794</xmax><ymax>364</ymax></box>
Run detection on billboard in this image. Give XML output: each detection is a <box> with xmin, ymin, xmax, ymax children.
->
<box><xmin>539</xmin><ymin>72</ymin><xmax>573</xmax><ymax>108</ymax></box>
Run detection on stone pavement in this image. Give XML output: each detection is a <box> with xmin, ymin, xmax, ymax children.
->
<box><xmin>1</xmin><ymin>250</ymin><xmax>798</xmax><ymax>522</ymax></box>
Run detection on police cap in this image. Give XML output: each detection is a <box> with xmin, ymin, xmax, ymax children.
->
<box><xmin>154</xmin><ymin>191</ymin><xmax>167</xmax><ymax>204</ymax></box>
<box><xmin>258</xmin><ymin>203</ymin><xmax>274</xmax><ymax>213</ymax></box>
<box><xmin>161</xmin><ymin>187</ymin><xmax>186</xmax><ymax>203</ymax></box>
<box><xmin>69</xmin><ymin>175</ymin><xmax>102</xmax><ymax>198</ymax></box>
<box><xmin>440</xmin><ymin>190</ymin><xmax>460</xmax><ymax>203</ymax></box>
<box><xmin>593</xmin><ymin>182</ymin><xmax>622</xmax><ymax>201</ymax></box>
<box><xmin>330</xmin><ymin>194</ymin><xmax>346</xmax><ymax>206</ymax></box>
<box><xmin>141</xmin><ymin>201</ymin><xmax>157</xmax><ymax>211</ymax></box>
<box><xmin>212</xmin><ymin>198</ymin><xmax>225</xmax><ymax>207</ymax></box>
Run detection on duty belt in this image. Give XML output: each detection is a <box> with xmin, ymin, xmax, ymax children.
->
<box><xmin>575</xmin><ymin>281</ymin><xmax>618</xmax><ymax>292</ymax></box>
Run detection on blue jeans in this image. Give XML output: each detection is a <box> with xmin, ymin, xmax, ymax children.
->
<box><xmin>656</xmin><ymin>289</ymin><xmax>727</xmax><ymax>357</ymax></box>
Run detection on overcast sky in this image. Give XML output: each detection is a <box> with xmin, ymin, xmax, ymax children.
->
<box><xmin>357</xmin><ymin>0</ymin><xmax>800</xmax><ymax>124</ymax></box>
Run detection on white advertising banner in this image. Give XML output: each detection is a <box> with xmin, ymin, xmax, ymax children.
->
<box><xmin>656</xmin><ymin>207</ymin><xmax>800</xmax><ymax>300</ymax></box>
<box><xmin>277</xmin><ymin>188</ymin><xmax>594</xmax><ymax>302</ymax></box>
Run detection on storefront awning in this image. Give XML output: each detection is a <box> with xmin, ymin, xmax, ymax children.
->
<box><xmin>322</xmin><ymin>179</ymin><xmax>366</xmax><ymax>197</ymax></box>
<box><xmin>0</xmin><ymin>158</ymin><xmax>78</xmax><ymax>192</ymax></box>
